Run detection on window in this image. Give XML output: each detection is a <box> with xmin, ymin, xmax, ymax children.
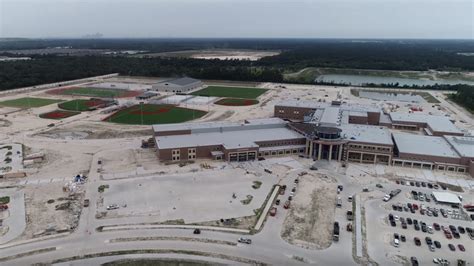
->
<box><xmin>172</xmin><ymin>149</ymin><xmax>180</xmax><ymax>155</ymax></box>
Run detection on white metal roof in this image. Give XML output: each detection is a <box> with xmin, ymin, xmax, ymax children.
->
<box><xmin>432</xmin><ymin>191</ymin><xmax>461</xmax><ymax>204</ymax></box>
<box><xmin>444</xmin><ymin>136</ymin><xmax>474</xmax><ymax>158</ymax></box>
<box><xmin>389</xmin><ymin>112</ymin><xmax>462</xmax><ymax>134</ymax></box>
<box><xmin>156</xmin><ymin>126</ymin><xmax>304</xmax><ymax>150</ymax></box>
<box><xmin>392</xmin><ymin>133</ymin><xmax>460</xmax><ymax>158</ymax></box>
<box><xmin>340</xmin><ymin>124</ymin><xmax>393</xmax><ymax>145</ymax></box>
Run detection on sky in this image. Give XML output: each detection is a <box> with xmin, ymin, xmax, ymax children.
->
<box><xmin>0</xmin><ymin>0</ymin><xmax>472</xmax><ymax>39</ymax></box>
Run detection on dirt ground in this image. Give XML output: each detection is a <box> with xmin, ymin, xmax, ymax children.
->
<box><xmin>20</xmin><ymin>183</ymin><xmax>84</xmax><ymax>240</ymax></box>
<box><xmin>36</xmin><ymin>122</ymin><xmax>152</xmax><ymax>140</ymax></box>
<box><xmin>281</xmin><ymin>173</ymin><xmax>337</xmax><ymax>249</ymax></box>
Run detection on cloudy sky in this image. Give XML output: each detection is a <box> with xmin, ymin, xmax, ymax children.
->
<box><xmin>0</xmin><ymin>0</ymin><xmax>472</xmax><ymax>39</ymax></box>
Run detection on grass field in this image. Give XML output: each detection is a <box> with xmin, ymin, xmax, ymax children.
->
<box><xmin>190</xmin><ymin>86</ymin><xmax>267</xmax><ymax>99</ymax></box>
<box><xmin>105</xmin><ymin>104</ymin><xmax>207</xmax><ymax>125</ymax></box>
<box><xmin>0</xmin><ymin>97</ymin><xmax>62</xmax><ymax>108</ymax></box>
<box><xmin>48</xmin><ymin>87</ymin><xmax>140</xmax><ymax>98</ymax></box>
<box><xmin>214</xmin><ymin>98</ymin><xmax>259</xmax><ymax>106</ymax></box>
<box><xmin>58</xmin><ymin>99</ymin><xmax>108</xmax><ymax>111</ymax></box>
<box><xmin>39</xmin><ymin>110</ymin><xmax>80</xmax><ymax>120</ymax></box>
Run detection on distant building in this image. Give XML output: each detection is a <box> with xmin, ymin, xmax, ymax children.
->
<box><xmin>152</xmin><ymin>77</ymin><xmax>203</xmax><ymax>93</ymax></box>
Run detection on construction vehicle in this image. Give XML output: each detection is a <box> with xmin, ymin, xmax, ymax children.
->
<box><xmin>141</xmin><ymin>138</ymin><xmax>156</xmax><ymax>148</ymax></box>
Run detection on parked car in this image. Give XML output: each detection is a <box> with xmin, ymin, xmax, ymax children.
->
<box><xmin>269</xmin><ymin>207</ymin><xmax>277</xmax><ymax>217</ymax></box>
<box><xmin>458</xmin><ymin>226</ymin><xmax>465</xmax><ymax>234</ymax></box>
<box><xmin>414</xmin><ymin>237</ymin><xmax>421</xmax><ymax>246</ymax></box>
<box><xmin>400</xmin><ymin>235</ymin><xmax>406</xmax><ymax>242</ymax></box>
<box><xmin>411</xmin><ymin>256</ymin><xmax>419</xmax><ymax>266</ymax></box>
<box><xmin>83</xmin><ymin>199</ymin><xmax>90</xmax><ymax>207</ymax></box>
<box><xmin>284</xmin><ymin>200</ymin><xmax>290</xmax><ymax>209</ymax></box>
<box><xmin>458</xmin><ymin>244</ymin><xmax>465</xmax><ymax>252</ymax></box>
<box><xmin>193</xmin><ymin>229</ymin><xmax>201</xmax><ymax>234</ymax></box>
<box><xmin>448</xmin><ymin>243</ymin><xmax>456</xmax><ymax>251</ymax></box>
<box><xmin>434</xmin><ymin>240</ymin><xmax>441</xmax><ymax>248</ymax></box>
<box><xmin>275</xmin><ymin>199</ymin><xmax>280</xmax><ymax>205</ymax></box>
<box><xmin>407</xmin><ymin>218</ymin><xmax>412</xmax><ymax>225</ymax></box>
<box><xmin>433</xmin><ymin>223</ymin><xmax>440</xmax><ymax>231</ymax></box>
<box><xmin>106</xmin><ymin>204</ymin><xmax>119</xmax><ymax>210</ymax></box>
<box><xmin>238</xmin><ymin>237</ymin><xmax>252</xmax><ymax>244</ymax></box>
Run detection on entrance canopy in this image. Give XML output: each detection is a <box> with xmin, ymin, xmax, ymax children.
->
<box><xmin>432</xmin><ymin>191</ymin><xmax>461</xmax><ymax>205</ymax></box>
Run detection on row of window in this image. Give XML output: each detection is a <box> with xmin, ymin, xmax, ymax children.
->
<box><xmin>258</xmin><ymin>148</ymin><xmax>304</xmax><ymax>157</ymax></box>
<box><xmin>348</xmin><ymin>144</ymin><xmax>391</xmax><ymax>152</ymax></box>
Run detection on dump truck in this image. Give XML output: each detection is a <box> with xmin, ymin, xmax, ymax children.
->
<box><xmin>333</xmin><ymin>222</ymin><xmax>340</xmax><ymax>241</ymax></box>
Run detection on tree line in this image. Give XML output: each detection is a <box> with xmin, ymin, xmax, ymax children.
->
<box><xmin>448</xmin><ymin>85</ymin><xmax>474</xmax><ymax>113</ymax></box>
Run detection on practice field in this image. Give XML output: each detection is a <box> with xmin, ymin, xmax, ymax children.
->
<box><xmin>39</xmin><ymin>110</ymin><xmax>80</xmax><ymax>120</ymax></box>
<box><xmin>58</xmin><ymin>99</ymin><xmax>110</xmax><ymax>111</ymax></box>
<box><xmin>105</xmin><ymin>104</ymin><xmax>207</xmax><ymax>125</ymax></box>
<box><xmin>190</xmin><ymin>86</ymin><xmax>267</xmax><ymax>99</ymax></box>
<box><xmin>48</xmin><ymin>87</ymin><xmax>141</xmax><ymax>98</ymax></box>
<box><xmin>214</xmin><ymin>98</ymin><xmax>259</xmax><ymax>106</ymax></box>
<box><xmin>0</xmin><ymin>97</ymin><xmax>62</xmax><ymax>108</ymax></box>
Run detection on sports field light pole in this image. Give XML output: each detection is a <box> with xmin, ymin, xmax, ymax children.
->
<box><xmin>140</xmin><ymin>101</ymin><xmax>144</xmax><ymax>125</ymax></box>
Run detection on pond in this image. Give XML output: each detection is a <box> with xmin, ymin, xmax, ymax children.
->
<box><xmin>315</xmin><ymin>74</ymin><xmax>474</xmax><ymax>86</ymax></box>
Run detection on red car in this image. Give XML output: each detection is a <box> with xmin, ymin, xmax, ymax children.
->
<box><xmin>283</xmin><ymin>200</ymin><xmax>290</xmax><ymax>209</ymax></box>
<box><xmin>0</xmin><ymin>204</ymin><xmax>8</xmax><ymax>211</ymax></box>
<box><xmin>269</xmin><ymin>207</ymin><xmax>277</xmax><ymax>217</ymax></box>
<box><xmin>445</xmin><ymin>231</ymin><xmax>453</xmax><ymax>239</ymax></box>
<box><xmin>458</xmin><ymin>244</ymin><xmax>465</xmax><ymax>252</ymax></box>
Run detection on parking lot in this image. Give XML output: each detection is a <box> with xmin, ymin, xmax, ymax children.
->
<box><xmin>366</xmin><ymin>179</ymin><xmax>473</xmax><ymax>265</ymax></box>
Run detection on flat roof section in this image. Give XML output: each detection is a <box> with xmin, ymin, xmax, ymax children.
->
<box><xmin>432</xmin><ymin>192</ymin><xmax>461</xmax><ymax>205</ymax></box>
<box><xmin>444</xmin><ymin>136</ymin><xmax>474</xmax><ymax>158</ymax></box>
<box><xmin>392</xmin><ymin>133</ymin><xmax>460</xmax><ymax>158</ymax></box>
<box><xmin>389</xmin><ymin>112</ymin><xmax>462</xmax><ymax>134</ymax></box>
<box><xmin>340</xmin><ymin>124</ymin><xmax>393</xmax><ymax>146</ymax></box>
<box><xmin>156</xmin><ymin>126</ymin><xmax>304</xmax><ymax>150</ymax></box>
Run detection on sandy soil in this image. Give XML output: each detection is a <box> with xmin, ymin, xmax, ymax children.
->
<box><xmin>20</xmin><ymin>183</ymin><xmax>84</xmax><ymax>240</ymax></box>
<box><xmin>281</xmin><ymin>173</ymin><xmax>337</xmax><ymax>249</ymax></box>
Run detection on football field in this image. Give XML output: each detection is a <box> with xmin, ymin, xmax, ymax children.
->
<box><xmin>191</xmin><ymin>86</ymin><xmax>267</xmax><ymax>99</ymax></box>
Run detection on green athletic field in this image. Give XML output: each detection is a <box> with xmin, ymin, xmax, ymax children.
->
<box><xmin>58</xmin><ymin>87</ymin><xmax>127</xmax><ymax>98</ymax></box>
<box><xmin>214</xmin><ymin>98</ymin><xmax>259</xmax><ymax>106</ymax></box>
<box><xmin>58</xmin><ymin>99</ymin><xmax>106</xmax><ymax>111</ymax></box>
<box><xmin>0</xmin><ymin>97</ymin><xmax>63</xmax><ymax>108</ymax></box>
<box><xmin>190</xmin><ymin>86</ymin><xmax>267</xmax><ymax>99</ymax></box>
<box><xmin>105</xmin><ymin>104</ymin><xmax>207</xmax><ymax>125</ymax></box>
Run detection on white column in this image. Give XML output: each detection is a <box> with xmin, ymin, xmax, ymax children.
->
<box><xmin>318</xmin><ymin>144</ymin><xmax>322</xmax><ymax>160</ymax></box>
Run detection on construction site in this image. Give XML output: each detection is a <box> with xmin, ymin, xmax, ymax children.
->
<box><xmin>0</xmin><ymin>74</ymin><xmax>473</xmax><ymax>266</ymax></box>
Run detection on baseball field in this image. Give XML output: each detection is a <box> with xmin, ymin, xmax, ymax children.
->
<box><xmin>39</xmin><ymin>110</ymin><xmax>81</xmax><ymax>120</ymax></box>
<box><xmin>190</xmin><ymin>86</ymin><xmax>267</xmax><ymax>99</ymax></box>
<box><xmin>105</xmin><ymin>104</ymin><xmax>207</xmax><ymax>125</ymax></box>
<box><xmin>58</xmin><ymin>99</ymin><xmax>111</xmax><ymax>111</ymax></box>
<box><xmin>0</xmin><ymin>97</ymin><xmax>63</xmax><ymax>108</ymax></box>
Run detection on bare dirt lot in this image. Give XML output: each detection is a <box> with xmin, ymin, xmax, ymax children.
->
<box><xmin>36</xmin><ymin>122</ymin><xmax>152</xmax><ymax>140</ymax></box>
<box><xmin>21</xmin><ymin>183</ymin><xmax>84</xmax><ymax>240</ymax></box>
<box><xmin>281</xmin><ymin>173</ymin><xmax>337</xmax><ymax>249</ymax></box>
